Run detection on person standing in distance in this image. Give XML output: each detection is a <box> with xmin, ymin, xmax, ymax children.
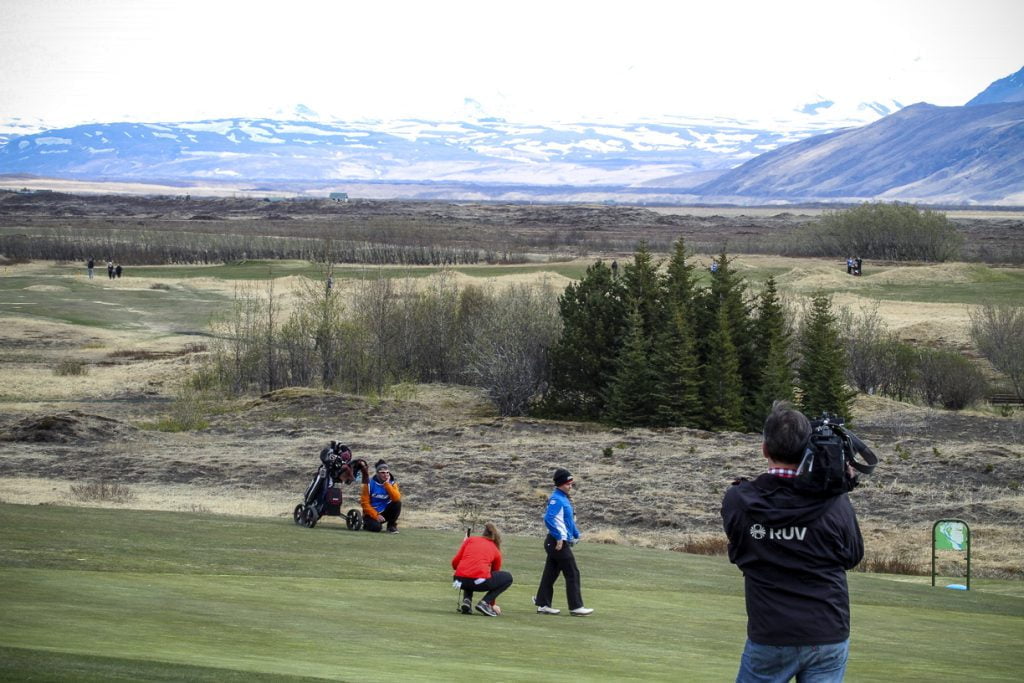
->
<box><xmin>534</xmin><ymin>468</ymin><xmax>593</xmax><ymax>616</ymax></box>
<box><xmin>722</xmin><ymin>401</ymin><xmax>864</xmax><ymax>682</ymax></box>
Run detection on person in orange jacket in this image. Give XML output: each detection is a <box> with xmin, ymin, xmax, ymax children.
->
<box><xmin>360</xmin><ymin>459</ymin><xmax>402</xmax><ymax>533</ymax></box>
<box><xmin>451</xmin><ymin>522</ymin><xmax>513</xmax><ymax>616</ymax></box>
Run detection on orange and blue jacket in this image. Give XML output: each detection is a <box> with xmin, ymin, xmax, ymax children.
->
<box><xmin>360</xmin><ymin>475</ymin><xmax>401</xmax><ymax>519</ymax></box>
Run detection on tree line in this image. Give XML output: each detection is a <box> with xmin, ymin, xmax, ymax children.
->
<box><xmin>0</xmin><ymin>226</ymin><xmax>524</xmax><ymax>265</ymax></box>
<box><xmin>538</xmin><ymin>241</ymin><xmax>852</xmax><ymax>428</ymax></box>
<box><xmin>191</xmin><ymin>238</ymin><xmax>1021</xmax><ymax>422</ymax></box>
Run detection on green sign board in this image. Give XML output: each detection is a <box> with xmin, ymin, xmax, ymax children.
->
<box><xmin>934</xmin><ymin>521</ymin><xmax>969</xmax><ymax>551</ymax></box>
<box><xmin>931</xmin><ymin>518</ymin><xmax>971</xmax><ymax>589</ymax></box>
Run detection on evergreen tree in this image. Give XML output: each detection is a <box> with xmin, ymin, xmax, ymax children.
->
<box><xmin>543</xmin><ymin>260</ymin><xmax>626</xmax><ymax>418</ymax></box>
<box><xmin>620</xmin><ymin>241</ymin><xmax>667</xmax><ymax>338</ymax></box>
<box><xmin>649</xmin><ymin>237</ymin><xmax>702</xmax><ymax>427</ymax></box>
<box><xmin>604</xmin><ymin>305</ymin><xmax>663</xmax><ymax>427</ymax></box>
<box><xmin>701</xmin><ymin>305</ymin><xmax>746</xmax><ymax>431</ymax></box>
<box><xmin>752</xmin><ymin>276</ymin><xmax>795</xmax><ymax>420</ymax></box>
<box><xmin>695</xmin><ymin>251</ymin><xmax>755</xmax><ymax>429</ymax></box>
<box><xmin>652</xmin><ymin>308</ymin><xmax>703</xmax><ymax>427</ymax></box>
<box><xmin>798</xmin><ymin>292</ymin><xmax>855</xmax><ymax>419</ymax></box>
<box><xmin>664</xmin><ymin>237</ymin><xmax>698</xmax><ymax>322</ymax></box>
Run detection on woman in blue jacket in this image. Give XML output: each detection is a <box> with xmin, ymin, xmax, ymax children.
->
<box><xmin>533</xmin><ymin>468</ymin><xmax>594</xmax><ymax>616</ymax></box>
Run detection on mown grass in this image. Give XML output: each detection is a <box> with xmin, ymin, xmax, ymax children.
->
<box><xmin>0</xmin><ymin>274</ymin><xmax>229</xmax><ymax>332</ymax></box>
<box><xmin>1</xmin><ymin>504</ymin><xmax>1021</xmax><ymax>682</ymax></box>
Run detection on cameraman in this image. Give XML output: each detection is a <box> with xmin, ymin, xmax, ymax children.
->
<box><xmin>722</xmin><ymin>401</ymin><xmax>863</xmax><ymax>682</ymax></box>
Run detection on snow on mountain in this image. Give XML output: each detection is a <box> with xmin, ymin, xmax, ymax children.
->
<box><xmin>966</xmin><ymin>66</ymin><xmax>1024</xmax><ymax>106</ymax></box>
<box><xmin>0</xmin><ymin>114</ymin><xmax>853</xmax><ymax>190</ymax></box>
<box><xmin>693</xmin><ymin>102</ymin><xmax>1024</xmax><ymax>204</ymax></box>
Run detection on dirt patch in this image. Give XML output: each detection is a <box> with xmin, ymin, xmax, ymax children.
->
<box><xmin>1</xmin><ymin>410</ymin><xmax>137</xmax><ymax>443</ymax></box>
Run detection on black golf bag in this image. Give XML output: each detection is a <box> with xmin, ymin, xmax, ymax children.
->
<box><xmin>293</xmin><ymin>445</ymin><xmax>365</xmax><ymax>530</ymax></box>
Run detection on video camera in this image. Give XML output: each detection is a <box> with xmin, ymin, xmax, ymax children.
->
<box><xmin>794</xmin><ymin>413</ymin><xmax>878</xmax><ymax>497</ymax></box>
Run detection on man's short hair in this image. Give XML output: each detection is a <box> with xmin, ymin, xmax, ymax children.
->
<box><xmin>762</xmin><ymin>401</ymin><xmax>811</xmax><ymax>465</ymax></box>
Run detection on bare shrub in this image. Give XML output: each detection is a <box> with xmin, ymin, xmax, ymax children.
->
<box><xmin>462</xmin><ymin>283</ymin><xmax>562</xmax><ymax>416</ymax></box>
<box><xmin>970</xmin><ymin>304</ymin><xmax>1024</xmax><ymax>401</ymax></box>
<box><xmin>53</xmin><ymin>358</ymin><xmax>88</xmax><ymax>376</ymax></box>
<box><xmin>857</xmin><ymin>550</ymin><xmax>926</xmax><ymax>575</ymax></box>
<box><xmin>454</xmin><ymin>499</ymin><xmax>487</xmax><ymax>531</ymax></box>
<box><xmin>916</xmin><ymin>348</ymin><xmax>989</xmax><ymax>410</ymax></box>
<box><xmin>70</xmin><ymin>480</ymin><xmax>136</xmax><ymax>503</ymax></box>
<box><xmin>149</xmin><ymin>282</ymin><xmax>171</xmax><ymax>290</ymax></box>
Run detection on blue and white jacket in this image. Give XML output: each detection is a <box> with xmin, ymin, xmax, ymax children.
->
<box><xmin>544</xmin><ymin>488</ymin><xmax>580</xmax><ymax>542</ymax></box>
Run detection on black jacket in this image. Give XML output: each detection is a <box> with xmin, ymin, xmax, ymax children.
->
<box><xmin>721</xmin><ymin>474</ymin><xmax>863</xmax><ymax>646</ymax></box>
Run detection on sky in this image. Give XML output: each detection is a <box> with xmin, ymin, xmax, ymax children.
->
<box><xmin>1</xmin><ymin>0</ymin><xmax>1022</xmax><ymax>127</ymax></box>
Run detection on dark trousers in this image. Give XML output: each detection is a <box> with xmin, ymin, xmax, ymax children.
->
<box><xmin>457</xmin><ymin>570</ymin><xmax>513</xmax><ymax>604</ymax></box>
<box><xmin>535</xmin><ymin>534</ymin><xmax>583</xmax><ymax>610</ymax></box>
<box><xmin>363</xmin><ymin>501</ymin><xmax>401</xmax><ymax>532</ymax></box>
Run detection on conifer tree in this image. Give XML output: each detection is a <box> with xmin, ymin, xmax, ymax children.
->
<box><xmin>798</xmin><ymin>292</ymin><xmax>855</xmax><ymax>419</ymax></box>
<box><xmin>620</xmin><ymin>241</ymin><xmax>666</xmax><ymax>338</ymax></box>
<box><xmin>752</xmin><ymin>276</ymin><xmax>795</xmax><ymax>420</ymax></box>
<box><xmin>604</xmin><ymin>305</ymin><xmax>662</xmax><ymax>427</ymax></box>
<box><xmin>641</xmin><ymin>237</ymin><xmax>702</xmax><ymax>427</ymax></box>
<box><xmin>664</xmin><ymin>237</ymin><xmax>698</xmax><ymax>321</ymax></box>
<box><xmin>695</xmin><ymin>251</ymin><xmax>755</xmax><ymax>429</ymax></box>
<box><xmin>653</xmin><ymin>308</ymin><xmax>703</xmax><ymax>427</ymax></box>
<box><xmin>701</xmin><ymin>305</ymin><xmax>746</xmax><ymax>431</ymax></box>
<box><xmin>544</xmin><ymin>260</ymin><xmax>626</xmax><ymax>418</ymax></box>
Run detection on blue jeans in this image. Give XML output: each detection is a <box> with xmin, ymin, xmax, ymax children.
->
<box><xmin>736</xmin><ymin>638</ymin><xmax>849</xmax><ymax>683</ymax></box>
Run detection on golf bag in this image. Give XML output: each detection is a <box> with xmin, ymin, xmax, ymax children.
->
<box><xmin>293</xmin><ymin>444</ymin><xmax>365</xmax><ymax>529</ymax></box>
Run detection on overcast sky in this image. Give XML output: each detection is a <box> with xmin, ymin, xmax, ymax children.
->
<box><xmin>1</xmin><ymin>0</ymin><xmax>1022</xmax><ymax>126</ymax></box>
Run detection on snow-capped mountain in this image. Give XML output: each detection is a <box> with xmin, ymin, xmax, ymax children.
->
<box><xmin>692</xmin><ymin>102</ymin><xmax>1024</xmax><ymax>204</ymax></box>
<box><xmin>2</xmin><ymin>68</ymin><xmax>1022</xmax><ymax>204</ymax></box>
<box><xmin>965</xmin><ymin>66</ymin><xmax>1024</xmax><ymax>106</ymax></box>
<box><xmin>0</xmin><ymin>115</ymin><xmax>857</xmax><ymax>190</ymax></box>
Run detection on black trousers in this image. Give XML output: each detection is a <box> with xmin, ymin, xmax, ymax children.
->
<box><xmin>457</xmin><ymin>570</ymin><xmax>513</xmax><ymax>604</ymax></box>
<box><xmin>535</xmin><ymin>534</ymin><xmax>583</xmax><ymax>610</ymax></box>
<box><xmin>363</xmin><ymin>501</ymin><xmax>401</xmax><ymax>532</ymax></box>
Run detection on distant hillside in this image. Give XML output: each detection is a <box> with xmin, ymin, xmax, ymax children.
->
<box><xmin>692</xmin><ymin>102</ymin><xmax>1024</xmax><ymax>204</ymax></box>
<box><xmin>966</xmin><ymin>66</ymin><xmax>1024</xmax><ymax>106</ymax></box>
<box><xmin>0</xmin><ymin>117</ymin><xmax>833</xmax><ymax>194</ymax></box>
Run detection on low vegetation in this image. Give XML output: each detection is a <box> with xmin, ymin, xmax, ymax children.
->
<box><xmin>784</xmin><ymin>202</ymin><xmax>964</xmax><ymax>261</ymax></box>
<box><xmin>53</xmin><ymin>358</ymin><xmax>88</xmax><ymax>376</ymax></box>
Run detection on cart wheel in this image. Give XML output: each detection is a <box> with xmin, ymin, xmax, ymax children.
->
<box><xmin>346</xmin><ymin>509</ymin><xmax>363</xmax><ymax>531</ymax></box>
<box><xmin>293</xmin><ymin>504</ymin><xmax>306</xmax><ymax>526</ymax></box>
<box><xmin>305</xmin><ymin>508</ymin><xmax>319</xmax><ymax>528</ymax></box>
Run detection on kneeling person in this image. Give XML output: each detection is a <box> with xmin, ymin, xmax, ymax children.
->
<box><xmin>361</xmin><ymin>460</ymin><xmax>402</xmax><ymax>533</ymax></box>
<box><xmin>452</xmin><ymin>522</ymin><xmax>512</xmax><ymax>616</ymax></box>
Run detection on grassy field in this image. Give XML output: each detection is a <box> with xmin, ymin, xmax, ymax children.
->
<box><xmin>1</xmin><ymin>504</ymin><xmax>1021</xmax><ymax>682</ymax></box>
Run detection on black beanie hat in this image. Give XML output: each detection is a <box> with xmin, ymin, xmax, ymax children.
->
<box><xmin>553</xmin><ymin>468</ymin><xmax>573</xmax><ymax>486</ymax></box>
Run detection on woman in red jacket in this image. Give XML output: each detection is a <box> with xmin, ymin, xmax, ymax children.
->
<box><xmin>451</xmin><ymin>522</ymin><xmax>513</xmax><ymax>617</ymax></box>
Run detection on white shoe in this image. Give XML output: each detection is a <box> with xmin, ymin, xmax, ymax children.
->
<box><xmin>570</xmin><ymin>607</ymin><xmax>594</xmax><ymax>616</ymax></box>
<box><xmin>536</xmin><ymin>605</ymin><xmax>561</xmax><ymax>615</ymax></box>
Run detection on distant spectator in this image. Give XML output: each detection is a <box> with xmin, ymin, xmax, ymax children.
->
<box><xmin>710</xmin><ymin>259</ymin><xmax>719</xmax><ymax>273</ymax></box>
<box><xmin>87</xmin><ymin>258</ymin><xmax>95</xmax><ymax>279</ymax></box>
<box><xmin>360</xmin><ymin>460</ymin><xmax>402</xmax><ymax>533</ymax></box>
<box><xmin>107</xmin><ymin>260</ymin><xmax>114</xmax><ymax>279</ymax></box>
<box><xmin>611</xmin><ymin>260</ymin><xmax>618</xmax><ymax>279</ymax></box>
<box><xmin>846</xmin><ymin>257</ymin><xmax>853</xmax><ymax>275</ymax></box>
<box><xmin>854</xmin><ymin>257</ymin><xmax>863</xmax><ymax>276</ymax></box>
<box><xmin>115</xmin><ymin>264</ymin><xmax>123</xmax><ymax>279</ymax></box>
<box><xmin>326</xmin><ymin>275</ymin><xmax>333</xmax><ymax>291</ymax></box>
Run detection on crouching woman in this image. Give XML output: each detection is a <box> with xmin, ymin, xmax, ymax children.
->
<box><xmin>452</xmin><ymin>522</ymin><xmax>513</xmax><ymax>617</ymax></box>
